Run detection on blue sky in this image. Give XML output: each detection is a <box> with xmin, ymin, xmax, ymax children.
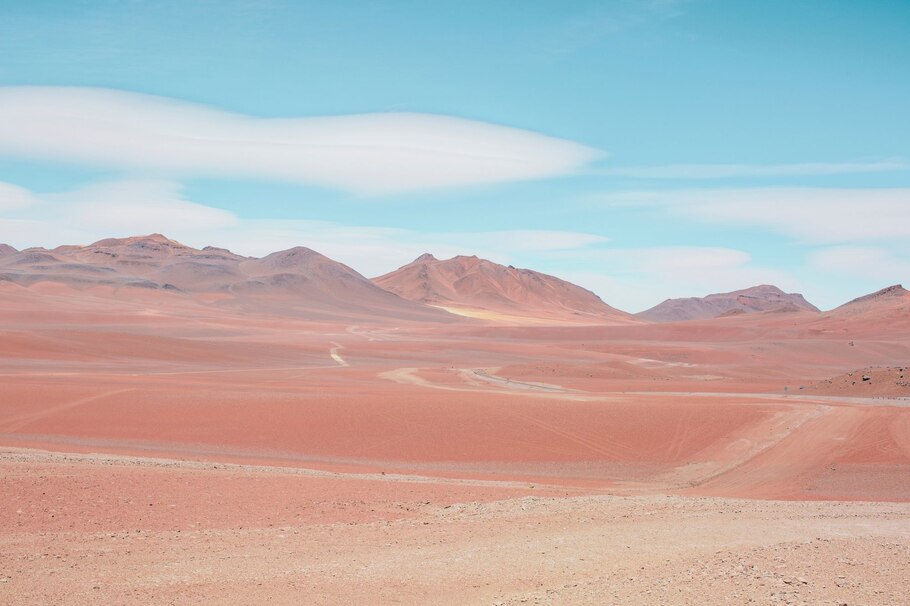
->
<box><xmin>0</xmin><ymin>0</ymin><xmax>908</xmax><ymax>311</ymax></box>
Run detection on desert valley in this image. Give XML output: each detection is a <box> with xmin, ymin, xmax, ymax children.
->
<box><xmin>1</xmin><ymin>233</ymin><xmax>908</xmax><ymax>604</ymax></box>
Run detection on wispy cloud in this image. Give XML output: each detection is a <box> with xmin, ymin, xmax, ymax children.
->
<box><xmin>808</xmin><ymin>246</ymin><xmax>910</xmax><ymax>282</ymax></box>
<box><xmin>543</xmin><ymin>0</ymin><xmax>692</xmax><ymax>56</ymax></box>
<box><xmin>50</xmin><ymin>180</ymin><xmax>239</xmax><ymax>234</ymax></box>
<box><xmin>597</xmin><ymin>160</ymin><xmax>909</xmax><ymax>179</ymax></box>
<box><xmin>0</xmin><ymin>179</ymin><xmax>238</xmax><ymax>250</ymax></box>
<box><xmin>0</xmin><ymin>86</ymin><xmax>600</xmax><ymax>195</ymax></box>
<box><xmin>598</xmin><ymin>187</ymin><xmax>910</xmax><ymax>243</ymax></box>
<box><xmin>551</xmin><ymin>245</ymin><xmax>793</xmax><ymax>311</ymax></box>
<box><xmin>0</xmin><ymin>182</ymin><xmax>37</xmax><ymax>211</ymax></box>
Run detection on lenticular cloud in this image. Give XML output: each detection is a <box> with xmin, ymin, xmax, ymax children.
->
<box><xmin>0</xmin><ymin>86</ymin><xmax>600</xmax><ymax>194</ymax></box>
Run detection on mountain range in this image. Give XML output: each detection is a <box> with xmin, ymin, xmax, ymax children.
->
<box><xmin>0</xmin><ymin>234</ymin><xmax>446</xmax><ymax>322</ymax></box>
<box><xmin>0</xmin><ymin>234</ymin><xmax>905</xmax><ymax>325</ymax></box>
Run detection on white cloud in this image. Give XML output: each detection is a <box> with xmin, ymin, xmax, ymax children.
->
<box><xmin>0</xmin><ymin>182</ymin><xmax>37</xmax><ymax>211</ymax></box>
<box><xmin>52</xmin><ymin>180</ymin><xmax>239</xmax><ymax>234</ymax></box>
<box><xmin>0</xmin><ymin>86</ymin><xmax>600</xmax><ymax>195</ymax></box>
<box><xmin>598</xmin><ymin>160</ymin><xmax>909</xmax><ymax>179</ymax></box>
<box><xmin>0</xmin><ymin>179</ymin><xmax>237</xmax><ymax>248</ymax></box>
<box><xmin>599</xmin><ymin>187</ymin><xmax>910</xmax><ymax>243</ymax></box>
<box><xmin>463</xmin><ymin>230</ymin><xmax>606</xmax><ymax>252</ymax></box>
<box><xmin>808</xmin><ymin>246</ymin><xmax>910</xmax><ymax>282</ymax></box>
<box><xmin>553</xmin><ymin>246</ymin><xmax>793</xmax><ymax>311</ymax></box>
<box><xmin>0</xmin><ymin>218</ymin><xmax>87</xmax><ymax>248</ymax></box>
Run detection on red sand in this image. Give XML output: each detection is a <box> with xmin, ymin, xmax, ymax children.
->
<box><xmin>2</xmin><ymin>276</ymin><xmax>908</xmax><ymax>500</ymax></box>
<box><xmin>1</xmin><ymin>453</ymin><xmax>569</xmax><ymax>534</ymax></box>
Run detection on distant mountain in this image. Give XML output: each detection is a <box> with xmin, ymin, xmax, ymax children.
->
<box><xmin>800</xmin><ymin>284</ymin><xmax>910</xmax><ymax>338</ymax></box>
<box><xmin>0</xmin><ymin>234</ymin><xmax>451</xmax><ymax>322</ymax></box>
<box><xmin>372</xmin><ymin>253</ymin><xmax>634</xmax><ymax>323</ymax></box>
<box><xmin>835</xmin><ymin>284</ymin><xmax>909</xmax><ymax>310</ymax></box>
<box><xmin>0</xmin><ymin>243</ymin><xmax>17</xmax><ymax>256</ymax></box>
<box><xmin>636</xmin><ymin>285</ymin><xmax>820</xmax><ymax>322</ymax></box>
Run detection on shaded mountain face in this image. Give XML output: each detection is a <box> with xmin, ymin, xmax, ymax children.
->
<box><xmin>372</xmin><ymin>254</ymin><xmax>634</xmax><ymax>323</ymax></box>
<box><xmin>636</xmin><ymin>285</ymin><xmax>820</xmax><ymax>323</ymax></box>
<box><xmin>0</xmin><ymin>235</ymin><xmax>451</xmax><ymax>322</ymax></box>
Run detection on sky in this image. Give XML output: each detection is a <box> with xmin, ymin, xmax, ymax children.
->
<box><xmin>0</xmin><ymin>0</ymin><xmax>908</xmax><ymax>312</ymax></box>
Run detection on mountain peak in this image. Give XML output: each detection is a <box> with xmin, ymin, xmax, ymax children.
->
<box><xmin>269</xmin><ymin>246</ymin><xmax>320</xmax><ymax>257</ymax></box>
<box><xmin>740</xmin><ymin>284</ymin><xmax>784</xmax><ymax>294</ymax></box>
<box><xmin>373</xmin><ymin>253</ymin><xmax>632</xmax><ymax>323</ymax></box>
<box><xmin>244</xmin><ymin>246</ymin><xmax>326</xmax><ymax>274</ymax></box>
<box><xmin>88</xmin><ymin>233</ymin><xmax>189</xmax><ymax>249</ymax></box>
<box><xmin>840</xmin><ymin>284</ymin><xmax>908</xmax><ymax>308</ymax></box>
<box><xmin>413</xmin><ymin>253</ymin><xmax>437</xmax><ymax>263</ymax></box>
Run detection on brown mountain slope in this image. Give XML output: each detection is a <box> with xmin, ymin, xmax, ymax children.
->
<box><xmin>0</xmin><ymin>235</ymin><xmax>452</xmax><ymax>323</ymax></box>
<box><xmin>0</xmin><ymin>243</ymin><xmax>17</xmax><ymax>256</ymax></box>
<box><xmin>800</xmin><ymin>284</ymin><xmax>910</xmax><ymax>337</ymax></box>
<box><xmin>636</xmin><ymin>285</ymin><xmax>820</xmax><ymax>322</ymax></box>
<box><xmin>835</xmin><ymin>284</ymin><xmax>909</xmax><ymax>311</ymax></box>
<box><xmin>231</xmin><ymin>246</ymin><xmax>449</xmax><ymax>320</ymax></box>
<box><xmin>373</xmin><ymin>253</ymin><xmax>634</xmax><ymax>323</ymax></box>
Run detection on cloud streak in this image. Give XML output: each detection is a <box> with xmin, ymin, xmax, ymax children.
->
<box><xmin>0</xmin><ymin>86</ymin><xmax>600</xmax><ymax>195</ymax></box>
<box><xmin>0</xmin><ymin>182</ymin><xmax>37</xmax><ymax>211</ymax></box>
<box><xmin>808</xmin><ymin>246</ymin><xmax>910</xmax><ymax>282</ymax></box>
<box><xmin>51</xmin><ymin>180</ymin><xmax>239</xmax><ymax>234</ymax></box>
<box><xmin>597</xmin><ymin>160</ymin><xmax>909</xmax><ymax>179</ymax></box>
<box><xmin>599</xmin><ymin>187</ymin><xmax>910</xmax><ymax>243</ymax></box>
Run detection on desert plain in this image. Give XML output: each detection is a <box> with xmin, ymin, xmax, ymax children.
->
<box><xmin>1</xmin><ymin>235</ymin><xmax>909</xmax><ymax>605</ymax></box>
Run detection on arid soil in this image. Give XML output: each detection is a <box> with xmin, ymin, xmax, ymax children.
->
<box><xmin>1</xmin><ymin>256</ymin><xmax>909</xmax><ymax>603</ymax></box>
<box><xmin>2</xmin><ymin>451</ymin><xmax>909</xmax><ymax>605</ymax></box>
<box><xmin>802</xmin><ymin>366</ymin><xmax>910</xmax><ymax>397</ymax></box>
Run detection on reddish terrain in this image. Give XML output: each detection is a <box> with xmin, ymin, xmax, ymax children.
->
<box><xmin>1</xmin><ymin>236</ymin><xmax>908</xmax><ymax>603</ymax></box>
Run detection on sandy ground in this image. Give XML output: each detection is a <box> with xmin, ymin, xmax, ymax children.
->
<box><xmin>1</xmin><ymin>285</ymin><xmax>909</xmax><ymax>603</ymax></box>
<box><xmin>2</xmin><ymin>450</ymin><xmax>909</xmax><ymax>605</ymax></box>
